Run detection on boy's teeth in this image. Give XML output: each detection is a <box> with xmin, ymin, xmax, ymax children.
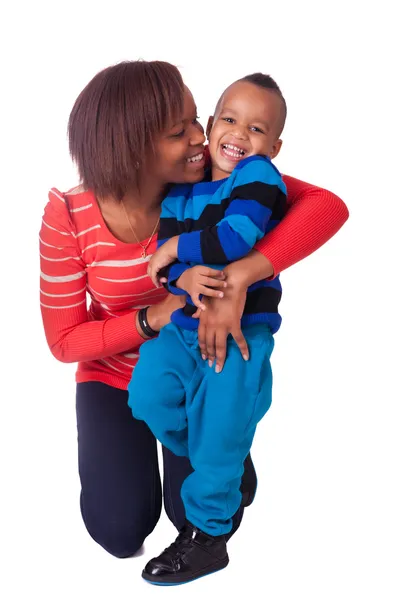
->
<box><xmin>187</xmin><ymin>152</ymin><xmax>204</xmax><ymax>163</ymax></box>
<box><xmin>222</xmin><ymin>144</ymin><xmax>245</xmax><ymax>157</ymax></box>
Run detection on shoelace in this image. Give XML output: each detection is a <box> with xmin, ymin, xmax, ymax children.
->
<box><xmin>164</xmin><ymin>529</ymin><xmax>193</xmax><ymax>559</ymax></box>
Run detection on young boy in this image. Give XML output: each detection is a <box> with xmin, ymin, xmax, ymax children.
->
<box><xmin>128</xmin><ymin>73</ymin><xmax>287</xmax><ymax>585</ymax></box>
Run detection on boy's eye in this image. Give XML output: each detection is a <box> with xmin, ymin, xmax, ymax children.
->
<box><xmin>222</xmin><ymin>117</ymin><xmax>234</xmax><ymax>123</ymax></box>
<box><xmin>250</xmin><ymin>126</ymin><xmax>264</xmax><ymax>134</ymax></box>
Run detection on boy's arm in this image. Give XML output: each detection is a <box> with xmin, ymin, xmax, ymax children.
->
<box><xmin>177</xmin><ymin>156</ymin><xmax>287</xmax><ymax>265</ymax></box>
<box><xmin>153</xmin><ymin>193</ymin><xmax>228</xmax><ymax>306</ymax></box>
<box><xmin>153</xmin><ymin>194</ymin><xmax>192</xmax><ymax>295</ymax></box>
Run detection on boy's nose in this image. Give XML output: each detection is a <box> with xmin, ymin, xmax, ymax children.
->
<box><xmin>233</xmin><ymin>126</ymin><xmax>248</xmax><ymax>140</ymax></box>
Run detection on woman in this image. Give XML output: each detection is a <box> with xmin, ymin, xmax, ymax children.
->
<box><xmin>40</xmin><ymin>60</ymin><xmax>348</xmax><ymax>559</ymax></box>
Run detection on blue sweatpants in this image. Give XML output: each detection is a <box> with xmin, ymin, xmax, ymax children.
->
<box><xmin>128</xmin><ymin>322</ymin><xmax>274</xmax><ymax>536</ymax></box>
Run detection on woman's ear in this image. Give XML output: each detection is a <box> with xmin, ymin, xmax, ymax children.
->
<box><xmin>206</xmin><ymin>116</ymin><xmax>214</xmax><ymax>139</ymax></box>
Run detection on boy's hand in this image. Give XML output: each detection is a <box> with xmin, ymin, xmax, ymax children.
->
<box><xmin>147</xmin><ymin>237</ymin><xmax>179</xmax><ymax>287</ymax></box>
<box><xmin>176</xmin><ymin>266</ymin><xmax>227</xmax><ymax>311</ymax></box>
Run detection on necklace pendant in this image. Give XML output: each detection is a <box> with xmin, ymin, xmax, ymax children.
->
<box><xmin>141</xmin><ymin>249</ymin><xmax>147</xmax><ymax>259</ymax></box>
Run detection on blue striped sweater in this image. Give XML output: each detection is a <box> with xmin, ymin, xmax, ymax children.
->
<box><xmin>158</xmin><ymin>155</ymin><xmax>287</xmax><ymax>333</ymax></box>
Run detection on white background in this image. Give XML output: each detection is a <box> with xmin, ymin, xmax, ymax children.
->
<box><xmin>1</xmin><ymin>1</ymin><xmax>399</xmax><ymax>598</ymax></box>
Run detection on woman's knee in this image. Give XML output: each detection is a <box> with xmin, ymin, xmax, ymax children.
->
<box><xmin>93</xmin><ymin>527</ymin><xmax>145</xmax><ymax>558</ymax></box>
<box><xmin>80</xmin><ymin>495</ymin><xmax>158</xmax><ymax>558</ymax></box>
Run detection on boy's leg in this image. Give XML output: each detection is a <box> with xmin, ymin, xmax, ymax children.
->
<box><xmin>127</xmin><ymin>323</ymin><xmax>198</xmax><ymax>457</ymax></box>
<box><xmin>162</xmin><ymin>445</ymin><xmax>245</xmax><ymax>538</ymax></box>
<box><xmin>181</xmin><ymin>325</ymin><xmax>274</xmax><ymax>536</ymax></box>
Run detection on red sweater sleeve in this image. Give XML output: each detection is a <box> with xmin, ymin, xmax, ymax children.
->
<box><xmin>39</xmin><ymin>192</ymin><xmax>145</xmax><ymax>363</ymax></box>
<box><xmin>255</xmin><ymin>174</ymin><xmax>349</xmax><ymax>276</ymax></box>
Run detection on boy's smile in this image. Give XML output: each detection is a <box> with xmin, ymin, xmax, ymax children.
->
<box><xmin>207</xmin><ymin>80</ymin><xmax>284</xmax><ymax>181</ymax></box>
<box><xmin>220</xmin><ymin>142</ymin><xmax>247</xmax><ymax>162</ymax></box>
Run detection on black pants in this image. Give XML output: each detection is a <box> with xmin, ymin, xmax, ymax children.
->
<box><xmin>76</xmin><ymin>382</ymin><xmax>244</xmax><ymax>558</ymax></box>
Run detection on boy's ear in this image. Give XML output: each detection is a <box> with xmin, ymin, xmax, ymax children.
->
<box><xmin>206</xmin><ymin>116</ymin><xmax>214</xmax><ymax>139</ymax></box>
<box><xmin>270</xmin><ymin>139</ymin><xmax>283</xmax><ymax>159</ymax></box>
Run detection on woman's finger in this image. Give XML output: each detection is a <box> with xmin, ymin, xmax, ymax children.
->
<box><xmin>198</xmin><ymin>319</ymin><xmax>207</xmax><ymax>360</ymax></box>
<box><xmin>206</xmin><ymin>328</ymin><xmax>216</xmax><ymax>367</ymax></box>
<box><xmin>215</xmin><ymin>328</ymin><xmax>228</xmax><ymax>373</ymax></box>
<box><xmin>231</xmin><ymin>328</ymin><xmax>249</xmax><ymax>361</ymax></box>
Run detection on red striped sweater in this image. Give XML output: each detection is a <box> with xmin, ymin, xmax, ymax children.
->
<box><xmin>40</xmin><ymin>176</ymin><xmax>349</xmax><ymax>390</ymax></box>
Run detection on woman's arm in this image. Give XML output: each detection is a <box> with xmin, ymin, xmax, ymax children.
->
<box><xmin>197</xmin><ymin>176</ymin><xmax>349</xmax><ymax>370</ymax></box>
<box><xmin>40</xmin><ymin>193</ymin><xmax>182</xmax><ymax>363</ymax></box>
<box><xmin>253</xmin><ymin>174</ymin><xmax>349</xmax><ymax>279</ymax></box>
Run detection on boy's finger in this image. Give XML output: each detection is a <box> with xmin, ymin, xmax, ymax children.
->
<box><xmin>202</xmin><ymin>277</ymin><xmax>227</xmax><ymax>289</ymax></box>
<box><xmin>191</xmin><ymin>294</ymin><xmax>206</xmax><ymax>312</ymax></box>
<box><xmin>149</xmin><ymin>271</ymin><xmax>158</xmax><ymax>287</ymax></box>
<box><xmin>203</xmin><ymin>267</ymin><xmax>226</xmax><ymax>279</ymax></box>
<box><xmin>199</xmin><ymin>286</ymin><xmax>224</xmax><ymax>299</ymax></box>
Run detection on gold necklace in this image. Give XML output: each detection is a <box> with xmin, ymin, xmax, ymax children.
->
<box><xmin>121</xmin><ymin>200</ymin><xmax>160</xmax><ymax>258</ymax></box>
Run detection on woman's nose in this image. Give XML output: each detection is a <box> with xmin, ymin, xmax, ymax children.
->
<box><xmin>190</xmin><ymin>125</ymin><xmax>206</xmax><ymax>146</ymax></box>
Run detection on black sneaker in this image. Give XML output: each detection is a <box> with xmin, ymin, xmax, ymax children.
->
<box><xmin>142</xmin><ymin>521</ymin><xmax>229</xmax><ymax>586</ymax></box>
<box><xmin>240</xmin><ymin>453</ymin><xmax>258</xmax><ymax>507</ymax></box>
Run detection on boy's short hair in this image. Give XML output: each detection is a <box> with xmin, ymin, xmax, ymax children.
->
<box><xmin>215</xmin><ymin>72</ymin><xmax>287</xmax><ymax>137</ymax></box>
<box><xmin>68</xmin><ymin>60</ymin><xmax>185</xmax><ymax>200</ymax></box>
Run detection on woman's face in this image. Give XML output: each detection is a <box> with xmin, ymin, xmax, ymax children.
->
<box><xmin>152</xmin><ymin>87</ymin><xmax>206</xmax><ymax>185</ymax></box>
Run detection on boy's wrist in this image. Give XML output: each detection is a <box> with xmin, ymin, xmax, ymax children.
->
<box><xmin>166</xmin><ymin>236</ymin><xmax>179</xmax><ymax>258</ymax></box>
<box><xmin>176</xmin><ymin>271</ymin><xmax>188</xmax><ymax>291</ymax></box>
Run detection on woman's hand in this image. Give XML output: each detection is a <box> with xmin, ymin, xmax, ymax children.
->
<box><xmin>196</xmin><ymin>251</ymin><xmax>274</xmax><ymax>372</ymax></box>
<box><xmin>196</xmin><ymin>274</ymin><xmax>249</xmax><ymax>373</ymax></box>
<box><xmin>138</xmin><ymin>293</ymin><xmax>185</xmax><ymax>337</ymax></box>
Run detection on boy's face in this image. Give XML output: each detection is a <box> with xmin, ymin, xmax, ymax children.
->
<box><xmin>207</xmin><ymin>81</ymin><xmax>283</xmax><ymax>180</ymax></box>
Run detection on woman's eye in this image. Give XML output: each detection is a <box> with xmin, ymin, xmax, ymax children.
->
<box><xmin>172</xmin><ymin>129</ymin><xmax>185</xmax><ymax>138</ymax></box>
<box><xmin>222</xmin><ymin>117</ymin><xmax>234</xmax><ymax>123</ymax></box>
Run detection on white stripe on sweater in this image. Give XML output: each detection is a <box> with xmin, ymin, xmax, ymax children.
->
<box><xmin>70</xmin><ymin>203</ymin><xmax>93</xmax><ymax>213</ymax></box>
<box><xmin>89</xmin><ymin>256</ymin><xmax>150</xmax><ymax>268</ymax></box>
<box><xmin>42</xmin><ymin>219</ymin><xmax>70</xmax><ymax>236</ymax></box>
<box><xmin>97</xmin><ymin>274</ymin><xmax>149</xmax><ymax>284</ymax></box>
<box><xmin>40</xmin><ymin>253</ymin><xmax>81</xmax><ymax>262</ymax></box>
<box><xmin>40</xmin><ymin>300</ymin><xmax>86</xmax><ymax>309</ymax></box>
<box><xmin>40</xmin><ymin>270</ymin><xmax>85</xmax><ymax>283</ymax></box>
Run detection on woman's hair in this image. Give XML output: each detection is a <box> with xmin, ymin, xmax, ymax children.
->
<box><xmin>68</xmin><ymin>60</ymin><xmax>185</xmax><ymax>200</ymax></box>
